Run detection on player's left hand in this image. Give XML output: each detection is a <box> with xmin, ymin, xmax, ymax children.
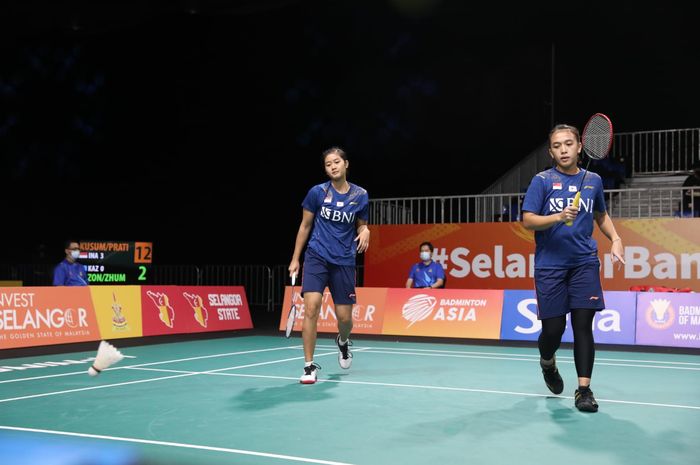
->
<box><xmin>611</xmin><ymin>239</ymin><xmax>625</xmax><ymax>269</ymax></box>
<box><xmin>355</xmin><ymin>228</ymin><xmax>370</xmax><ymax>253</ymax></box>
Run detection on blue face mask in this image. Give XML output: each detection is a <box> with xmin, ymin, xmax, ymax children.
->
<box><xmin>70</xmin><ymin>250</ymin><xmax>80</xmax><ymax>260</ymax></box>
<box><xmin>420</xmin><ymin>251</ymin><xmax>431</xmax><ymax>261</ymax></box>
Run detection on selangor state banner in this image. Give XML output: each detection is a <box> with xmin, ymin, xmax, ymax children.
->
<box><xmin>365</xmin><ymin>219</ymin><xmax>700</xmax><ymax>291</ymax></box>
<box><xmin>141</xmin><ymin>286</ymin><xmax>252</xmax><ymax>336</ymax></box>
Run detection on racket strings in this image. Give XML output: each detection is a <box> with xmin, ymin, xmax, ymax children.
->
<box><xmin>582</xmin><ymin>115</ymin><xmax>612</xmax><ymax>160</ymax></box>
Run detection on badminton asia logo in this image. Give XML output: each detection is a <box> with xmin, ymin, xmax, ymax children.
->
<box><xmin>146</xmin><ymin>291</ymin><xmax>175</xmax><ymax>328</ymax></box>
<box><xmin>402</xmin><ymin>294</ymin><xmax>437</xmax><ymax>327</ymax></box>
<box><xmin>645</xmin><ymin>299</ymin><xmax>675</xmax><ymax>330</ymax></box>
<box><xmin>401</xmin><ymin>295</ymin><xmax>485</xmax><ymax>328</ymax></box>
<box><xmin>183</xmin><ymin>292</ymin><xmax>208</xmax><ymax>328</ymax></box>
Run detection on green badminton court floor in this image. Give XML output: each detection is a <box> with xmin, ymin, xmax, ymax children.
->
<box><xmin>1</xmin><ymin>335</ymin><xmax>698</xmax><ymax>465</ymax></box>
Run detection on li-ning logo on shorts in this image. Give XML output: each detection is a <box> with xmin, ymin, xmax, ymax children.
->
<box><xmin>402</xmin><ymin>294</ymin><xmax>436</xmax><ymax>327</ymax></box>
<box><xmin>646</xmin><ymin>299</ymin><xmax>675</xmax><ymax>330</ymax></box>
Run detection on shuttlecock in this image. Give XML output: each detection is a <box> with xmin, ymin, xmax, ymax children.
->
<box><xmin>88</xmin><ymin>340</ymin><xmax>125</xmax><ymax>376</ymax></box>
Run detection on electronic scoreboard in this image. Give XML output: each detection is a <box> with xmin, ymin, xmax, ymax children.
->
<box><xmin>78</xmin><ymin>241</ymin><xmax>152</xmax><ymax>284</ymax></box>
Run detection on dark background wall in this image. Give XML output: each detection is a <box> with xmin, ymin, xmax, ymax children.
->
<box><xmin>2</xmin><ymin>1</ymin><xmax>698</xmax><ymax>267</ymax></box>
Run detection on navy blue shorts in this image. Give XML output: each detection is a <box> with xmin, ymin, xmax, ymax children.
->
<box><xmin>535</xmin><ymin>262</ymin><xmax>605</xmax><ymax>320</ymax></box>
<box><xmin>302</xmin><ymin>248</ymin><xmax>357</xmax><ymax>305</ymax></box>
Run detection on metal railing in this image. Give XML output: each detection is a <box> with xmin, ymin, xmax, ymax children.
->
<box><xmin>369</xmin><ymin>186</ymin><xmax>700</xmax><ymax>224</ymax></box>
<box><xmin>614</xmin><ymin>128</ymin><xmax>700</xmax><ymax>176</ymax></box>
<box><xmin>484</xmin><ymin>128</ymin><xmax>700</xmax><ymax>195</ymax></box>
<box><xmin>0</xmin><ymin>262</ymin><xmax>370</xmax><ymax>327</ymax></box>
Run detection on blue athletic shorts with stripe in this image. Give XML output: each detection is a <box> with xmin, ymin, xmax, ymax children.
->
<box><xmin>534</xmin><ymin>261</ymin><xmax>605</xmax><ymax>320</ymax></box>
<box><xmin>302</xmin><ymin>247</ymin><xmax>357</xmax><ymax>305</ymax></box>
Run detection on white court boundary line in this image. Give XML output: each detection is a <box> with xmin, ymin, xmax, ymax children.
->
<box><xmin>0</xmin><ymin>425</ymin><xmax>356</xmax><ymax>465</ymax></box>
<box><xmin>316</xmin><ymin>344</ymin><xmax>700</xmax><ymax>366</ymax></box>
<box><xmin>1</xmin><ymin>342</ymin><xmax>696</xmax><ymax>392</ymax></box>
<box><xmin>0</xmin><ymin>349</ymin><xmax>344</xmax><ymax>404</ymax></box>
<box><xmin>0</xmin><ymin>345</ymin><xmax>302</xmax><ymax>385</ymax></box>
<box><xmin>121</xmin><ymin>366</ymin><xmax>700</xmax><ymax>411</ymax></box>
<box><xmin>355</xmin><ymin>350</ymin><xmax>700</xmax><ymax>371</ymax></box>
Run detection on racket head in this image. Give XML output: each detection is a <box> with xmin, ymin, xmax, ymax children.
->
<box><xmin>284</xmin><ymin>273</ymin><xmax>298</xmax><ymax>338</ymax></box>
<box><xmin>581</xmin><ymin>113</ymin><xmax>613</xmax><ymax>160</ymax></box>
<box><xmin>285</xmin><ymin>303</ymin><xmax>297</xmax><ymax>338</ymax></box>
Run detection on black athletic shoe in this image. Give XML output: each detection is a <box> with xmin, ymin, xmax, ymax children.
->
<box><xmin>540</xmin><ymin>357</ymin><xmax>564</xmax><ymax>395</ymax></box>
<box><xmin>575</xmin><ymin>388</ymin><xmax>599</xmax><ymax>412</ymax></box>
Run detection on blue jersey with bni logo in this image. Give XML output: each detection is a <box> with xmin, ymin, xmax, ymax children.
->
<box><xmin>408</xmin><ymin>260</ymin><xmax>445</xmax><ymax>288</ymax></box>
<box><xmin>303</xmin><ymin>181</ymin><xmax>369</xmax><ymax>266</ymax></box>
<box><xmin>522</xmin><ymin>168</ymin><xmax>606</xmax><ymax>269</ymax></box>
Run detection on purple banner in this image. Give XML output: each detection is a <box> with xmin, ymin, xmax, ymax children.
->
<box><xmin>561</xmin><ymin>291</ymin><xmax>637</xmax><ymax>344</ymax></box>
<box><xmin>499</xmin><ymin>290</ymin><xmax>637</xmax><ymax>345</ymax></box>
<box><xmin>635</xmin><ymin>293</ymin><xmax>700</xmax><ymax>348</ymax></box>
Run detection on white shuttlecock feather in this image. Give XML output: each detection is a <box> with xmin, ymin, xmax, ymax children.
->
<box><xmin>88</xmin><ymin>340</ymin><xmax>125</xmax><ymax>376</ymax></box>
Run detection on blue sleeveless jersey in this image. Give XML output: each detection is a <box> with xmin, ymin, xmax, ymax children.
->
<box><xmin>303</xmin><ymin>182</ymin><xmax>369</xmax><ymax>266</ymax></box>
<box><xmin>522</xmin><ymin>168</ymin><xmax>606</xmax><ymax>269</ymax></box>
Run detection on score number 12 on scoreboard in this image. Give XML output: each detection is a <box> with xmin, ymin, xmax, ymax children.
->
<box><xmin>79</xmin><ymin>241</ymin><xmax>153</xmax><ymax>284</ymax></box>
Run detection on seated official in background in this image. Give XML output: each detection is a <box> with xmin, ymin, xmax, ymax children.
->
<box><xmin>53</xmin><ymin>240</ymin><xmax>88</xmax><ymax>286</ymax></box>
<box><xmin>406</xmin><ymin>241</ymin><xmax>445</xmax><ymax>289</ymax></box>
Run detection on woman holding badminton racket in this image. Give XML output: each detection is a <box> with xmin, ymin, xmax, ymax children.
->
<box><xmin>522</xmin><ymin>118</ymin><xmax>625</xmax><ymax>412</ymax></box>
<box><xmin>288</xmin><ymin>147</ymin><xmax>370</xmax><ymax>384</ymax></box>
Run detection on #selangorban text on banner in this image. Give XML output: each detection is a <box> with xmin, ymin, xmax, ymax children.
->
<box><xmin>364</xmin><ymin>219</ymin><xmax>700</xmax><ymax>291</ymax></box>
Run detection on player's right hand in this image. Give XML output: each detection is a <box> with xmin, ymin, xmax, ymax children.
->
<box><xmin>560</xmin><ymin>205</ymin><xmax>579</xmax><ymax>222</ymax></box>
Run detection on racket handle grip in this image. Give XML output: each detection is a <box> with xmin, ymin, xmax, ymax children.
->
<box><xmin>564</xmin><ymin>192</ymin><xmax>581</xmax><ymax>227</ymax></box>
<box><xmin>291</xmin><ymin>273</ymin><xmax>297</xmax><ymax>286</ymax></box>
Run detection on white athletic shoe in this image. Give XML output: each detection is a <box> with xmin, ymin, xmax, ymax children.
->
<box><xmin>300</xmin><ymin>363</ymin><xmax>320</xmax><ymax>384</ymax></box>
<box><xmin>336</xmin><ymin>335</ymin><xmax>353</xmax><ymax>369</ymax></box>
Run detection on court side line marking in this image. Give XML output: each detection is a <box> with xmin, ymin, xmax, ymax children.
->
<box><xmin>0</xmin><ymin>349</ymin><xmax>352</xmax><ymax>404</ymax></box>
<box><xmin>120</xmin><ymin>367</ymin><xmax>700</xmax><ymax>411</ymax></box>
<box><xmin>0</xmin><ymin>373</ymin><xmax>199</xmax><ymax>403</ymax></box>
<box><xmin>0</xmin><ymin>426</ymin><xmax>355</xmax><ymax>465</ymax></box>
<box><xmin>356</xmin><ymin>350</ymin><xmax>700</xmax><ymax>371</ymax></box>
<box><xmin>316</xmin><ymin>345</ymin><xmax>700</xmax><ymax>366</ymax></box>
<box><xmin>0</xmin><ymin>346</ymin><xmax>301</xmax><ymax>385</ymax></box>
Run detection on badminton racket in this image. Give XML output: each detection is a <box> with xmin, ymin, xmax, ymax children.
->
<box><xmin>284</xmin><ymin>273</ymin><xmax>298</xmax><ymax>338</ymax></box>
<box><xmin>565</xmin><ymin>113</ymin><xmax>613</xmax><ymax>226</ymax></box>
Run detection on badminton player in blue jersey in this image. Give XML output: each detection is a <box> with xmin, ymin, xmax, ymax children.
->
<box><xmin>288</xmin><ymin>147</ymin><xmax>370</xmax><ymax>384</ymax></box>
<box><xmin>522</xmin><ymin>124</ymin><xmax>625</xmax><ymax>412</ymax></box>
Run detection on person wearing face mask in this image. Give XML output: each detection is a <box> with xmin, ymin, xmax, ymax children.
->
<box><xmin>405</xmin><ymin>241</ymin><xmax>445</xmax><ymax>289</ymax></box>
<box><xmin>53</xmin><ymin>240</ymin><xmax>88</xmax><ymax>286</ymax></box>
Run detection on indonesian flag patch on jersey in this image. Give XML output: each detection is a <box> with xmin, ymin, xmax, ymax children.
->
<box><xmin>553</xmin><ymin>182</ymin><xmax>562</xmax><ymax>190</ymax></box>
